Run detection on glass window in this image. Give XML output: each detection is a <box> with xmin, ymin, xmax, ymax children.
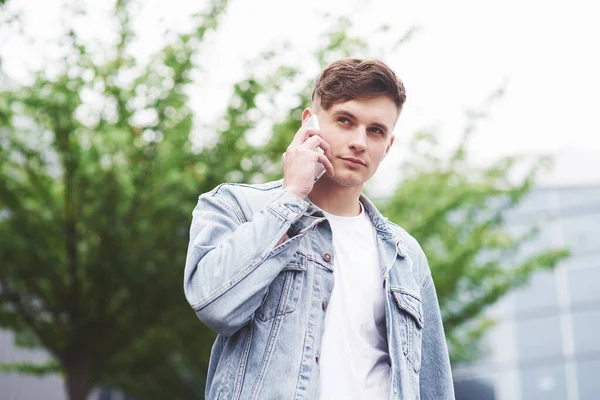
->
<box><xmin>564</xmin><ymin>251</ymin><xmax>600</xmax><ymax>270</ymax></box>
<box><xmin>454</xmin><ymin>377</ymin><xmax>496</xmax><ymax>400</ymax></box>
<box><xmin>513</xmin><ymin>269</ymin><xmax>559</xmax><ymax>313</ymax></box>
<box><xmin>98</xmin><ymin>388</ymin><xmax>113</xmax><ymax>400</ymax></box>
<box><xmin>505</xmin><ymin>210</ymin><xmax>560</xmax><ymax>266</ymax></box>
<box><xmin>506</xmin><ymin>189</ymin><xmax>553</xmax><ymax>223</ymax></box>
<box><xmin>571</xmin><ymin>309</ymin><xmax>600</xmax><ymax>354</ymax></box>
<box><xmin>559</xmin><ymin>213</ymin><xmax>600</xmax><ymax>256</ymax></box>
<box><xmin>568</xmin><ymin>266</ymin><xmax>600</xmax><ymax>305</ymax></box>
<box><xmin>520</xmin><ymin>364</ymin><xmax>568</xmax><ymax>400</ymax></box>
<box><xmin>557</xmin><ymin>186</ymin><xmax>600</xmax><ymax>211</ymax></box>
<box><xmin>576</xmin><ymin>359</ymin><xmax>600</xmax><ymax>400</ymax></box>
<box><xmin>516</xmin><ymin>314</ymin><xmax>563</xmax><ymax>361</ymax></box>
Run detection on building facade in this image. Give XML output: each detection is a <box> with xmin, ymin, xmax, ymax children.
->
<box><xmin>454</xmin><ymin>185</ymin><xmax>600</xmax><ymax>400</ymax></box>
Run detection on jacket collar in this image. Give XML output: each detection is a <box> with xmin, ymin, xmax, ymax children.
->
<box><xmin>358</xmin><ymin>193</ymin><xmax>393</xmax><ymax>238</ymax></box>
<box><xmin>285</xmin><ymin>179</ymin><xmax>405</xmax><ymax>257</ymax></box>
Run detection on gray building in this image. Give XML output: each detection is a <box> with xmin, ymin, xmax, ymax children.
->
<box><xmin>0</xmin><ymin>329</ymin><xmax>127</xmax><ymax>400</ymax></box>
<box><xmin>0</xmin><ymin>329</ymin><xmax>131</xmax><ymax>400</ymax></box>
<box><xmin>454</xmin><ymin>185</ymin><xmax>600</xmax><ymax>400</ymax></box>
<box><xmin>0</xmin><ymin>329</ymin><xmax>67</xmax><ymax>399</ymax></box>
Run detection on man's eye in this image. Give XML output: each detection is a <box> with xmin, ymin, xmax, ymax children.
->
<box><xmin>338</xmin><ymin>117</ymin><xmax>351</xmax><ymax>125</ymax></box>
<box><xmin>370</xmin><ymin>127</ymin><xmax>384</xmax><ymax>135</ymax></box>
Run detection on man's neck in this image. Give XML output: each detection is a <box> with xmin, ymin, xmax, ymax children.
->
<box><xmin>308</xmin><ymin>178</ymin><xmax>363</xmax><ymax>217</ymax></box>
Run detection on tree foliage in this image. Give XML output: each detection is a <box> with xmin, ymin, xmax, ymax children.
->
<box><xmin>0</xmin><ymin>1</ymin><xmax>567</xmax><ymax>399</ymax></box>
<box><xmin>0</xmin><ymin>1</ymin><xmax>229</xmax><ymax>399</ymax></box>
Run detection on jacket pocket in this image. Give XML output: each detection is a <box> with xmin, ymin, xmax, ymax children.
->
<box><xmin>254</xmin><ymin>252</ymin><xmax>306</xmax><ymax>322</ymax></box>
<box><xmin>391</xmin><ymin>289</ymin><xmax>424</xmax><ymax>372</ymax></box>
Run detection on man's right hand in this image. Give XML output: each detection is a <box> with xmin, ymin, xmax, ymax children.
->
<box><xmin>282</xmin><ymin>125</ymin><xmax>334</xmax><ymax>199</ymax></box>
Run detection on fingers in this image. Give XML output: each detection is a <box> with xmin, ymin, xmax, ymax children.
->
<box><xmin>306</xmin><ymin>133</ymin><xmax>333</xmax><ymax>160</ymax></box>
<box><xmin>290</xmin><ymin>127</ymin><xmax>320</xmax><ymax>148</ymax></box>
<box><xmin>316</xmin><ymin>152</ymin><xmax>335</xmax><ymax>177</ymax></box>
<box><xmin>302</xmin><ymin>134</ymin><xmax>330</xmax><ymax>156</ymax></box>
<box><xmin>299</xmin><ymin>136</ymin><xmax>334</xmax><ymax>177</ymax></box>
<box><xmin>283</xmin><ymin>125</ymin><xmax>335</xmax><ymax>189</ymax></box>
<box><xmin>285</xmin><ymin>134</ymin><xmax>331</xmax><ymax>161</ymax></box>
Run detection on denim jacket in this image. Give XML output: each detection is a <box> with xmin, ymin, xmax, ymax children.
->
<box><xmin>184</xmin><ymin>180</ymin><xmax>455</xmax><ymax>400</ymax></box>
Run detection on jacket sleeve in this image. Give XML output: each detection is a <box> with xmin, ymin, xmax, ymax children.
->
<box><xmin>183</xmin><ymin>186</ymin><xmax>310</xmax><ymax>337</ymax></box>
<box><xmin>419</xmin><ymin>272</ymin><xmax>456</xmax><ymax>399</ymax></box>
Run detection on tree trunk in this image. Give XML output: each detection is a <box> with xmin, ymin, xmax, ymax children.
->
<box><xmin>64</xmin><ymin>354</ymin><xmax>94</xmax><ymax>400</ymax></box>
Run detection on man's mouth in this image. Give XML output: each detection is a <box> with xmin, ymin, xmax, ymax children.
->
<box><xmin>340</xmin><ymin>157</ymin><xmax>366</xmax><ymax>167</ymax></box>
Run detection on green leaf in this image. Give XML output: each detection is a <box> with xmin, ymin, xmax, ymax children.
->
<box><xmin>1</xmin><ymin>360</ymin><xmax>60</xmax><ymax>376</ymax></box>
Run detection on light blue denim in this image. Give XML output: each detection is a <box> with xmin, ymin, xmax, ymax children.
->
<box><xmin>184</xmin><ymin>180</ymin><xmax>455</xmax><ymax>400</ymax></box>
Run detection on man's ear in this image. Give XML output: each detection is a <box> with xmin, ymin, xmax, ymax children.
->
<box><xmin>301</xmin><ymin>108</ymin><xmax>312</xmax><ymax>125</ymax></box>
<box><xmin>382</xmin><ymin>135</ymin><xmax>395</xmax><ymax>161</ymax></box>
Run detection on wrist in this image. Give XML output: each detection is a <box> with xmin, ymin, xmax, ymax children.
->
<box><xmin>283</xmin><ymin>182</ymin><xmax>308</xmax><ymax>201</ymax></box>
<box><xmin>283</xmin><ymin>185</ymin><xmax>308</xmax><ymax>200</ymax></box>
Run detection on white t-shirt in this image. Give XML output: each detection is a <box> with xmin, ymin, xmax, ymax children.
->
<box><xmin>319</xmin><ymin>203</ymin><xmax>391</xmax><ymax>400</ymax></box>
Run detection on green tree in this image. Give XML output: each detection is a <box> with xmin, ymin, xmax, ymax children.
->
<box><xmin>0</xmin><ymin>1</ymin><xmax>230</xmax><ymax>399</ymax></box>
<box><xmin>0</xmin><ymin>3</ymin><xmax>568</xmax><ymax>400</ymax></box>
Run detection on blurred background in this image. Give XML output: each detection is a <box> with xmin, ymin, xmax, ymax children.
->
<box><xmin>0</xmin><ymin>0</ymin><xmax>598</xmax><ymax>399</ymax></box>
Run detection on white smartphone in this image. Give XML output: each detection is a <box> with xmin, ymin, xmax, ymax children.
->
<box><xmin>304</xmin><ymin>114</ymin><xmax>326</xmax><ymax>181</ymax></box>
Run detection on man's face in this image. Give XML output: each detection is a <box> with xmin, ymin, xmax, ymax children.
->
<box><xmin>304</xmin><ymin>96</ymin><xmax>399</xmax><ymax>188</ymax></box>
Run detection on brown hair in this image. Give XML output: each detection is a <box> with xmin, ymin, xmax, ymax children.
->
<box><xmin>312</xmin><ymin>58</ymin><xmax>406</xmax><ymax>110</ymax></box>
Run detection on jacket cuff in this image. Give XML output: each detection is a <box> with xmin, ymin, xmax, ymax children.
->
<box><xmin>267</xmin><ymin>189</ymin><xmax>310</xmax><ymax>223</ymax></box>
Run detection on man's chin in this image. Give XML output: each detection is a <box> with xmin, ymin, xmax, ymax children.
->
<box><xmin>328</xmin><ymin>173</ymin><xmax>366</xmax><ymax>188</ymax></box>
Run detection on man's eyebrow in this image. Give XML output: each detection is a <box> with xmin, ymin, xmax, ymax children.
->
<box><xmin>333</xmin><ymin>109</ymin><xmax>390</xmax><ymax>133</ymax></box>
<box><xmin>371</xmin><ymin>122</ymin><xmax>390</xmax><ymax>134</ymax></box>
<box><xmin>332</xmin><ymin>109</ymin><xmax>357</xmax><ymax>120</ymax></box>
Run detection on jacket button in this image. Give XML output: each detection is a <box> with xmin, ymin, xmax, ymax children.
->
<box><xmin>323</xmin><ymin>253</ymin><xmax>332</xmax><ymax>262</ymax></box>
<box><xmin>322</xmin><ymin>300</ymin><xmax>328</xmax><ymax>310</ymax></box>
<box><xmin>315</xmin><ymin>351</ymin><xmax>320</xmax><ymax>363</ymax></box>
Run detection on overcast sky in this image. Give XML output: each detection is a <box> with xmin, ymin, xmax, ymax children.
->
<box><xmin>2</xmin><ymin>0</ymin><xmax>599</xmax><ymax>192</ymax></box>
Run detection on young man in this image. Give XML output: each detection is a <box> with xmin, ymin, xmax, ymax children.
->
<box><xmin>184</xmin><ymin>58</ymin><xmax>455</xmax><ymax>400</ymax></box>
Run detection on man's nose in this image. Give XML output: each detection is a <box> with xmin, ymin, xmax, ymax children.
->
<box><xmin>348</xmin><ymin>127</ymin><xmax>367</xmax><ymax>151</ymax></box>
